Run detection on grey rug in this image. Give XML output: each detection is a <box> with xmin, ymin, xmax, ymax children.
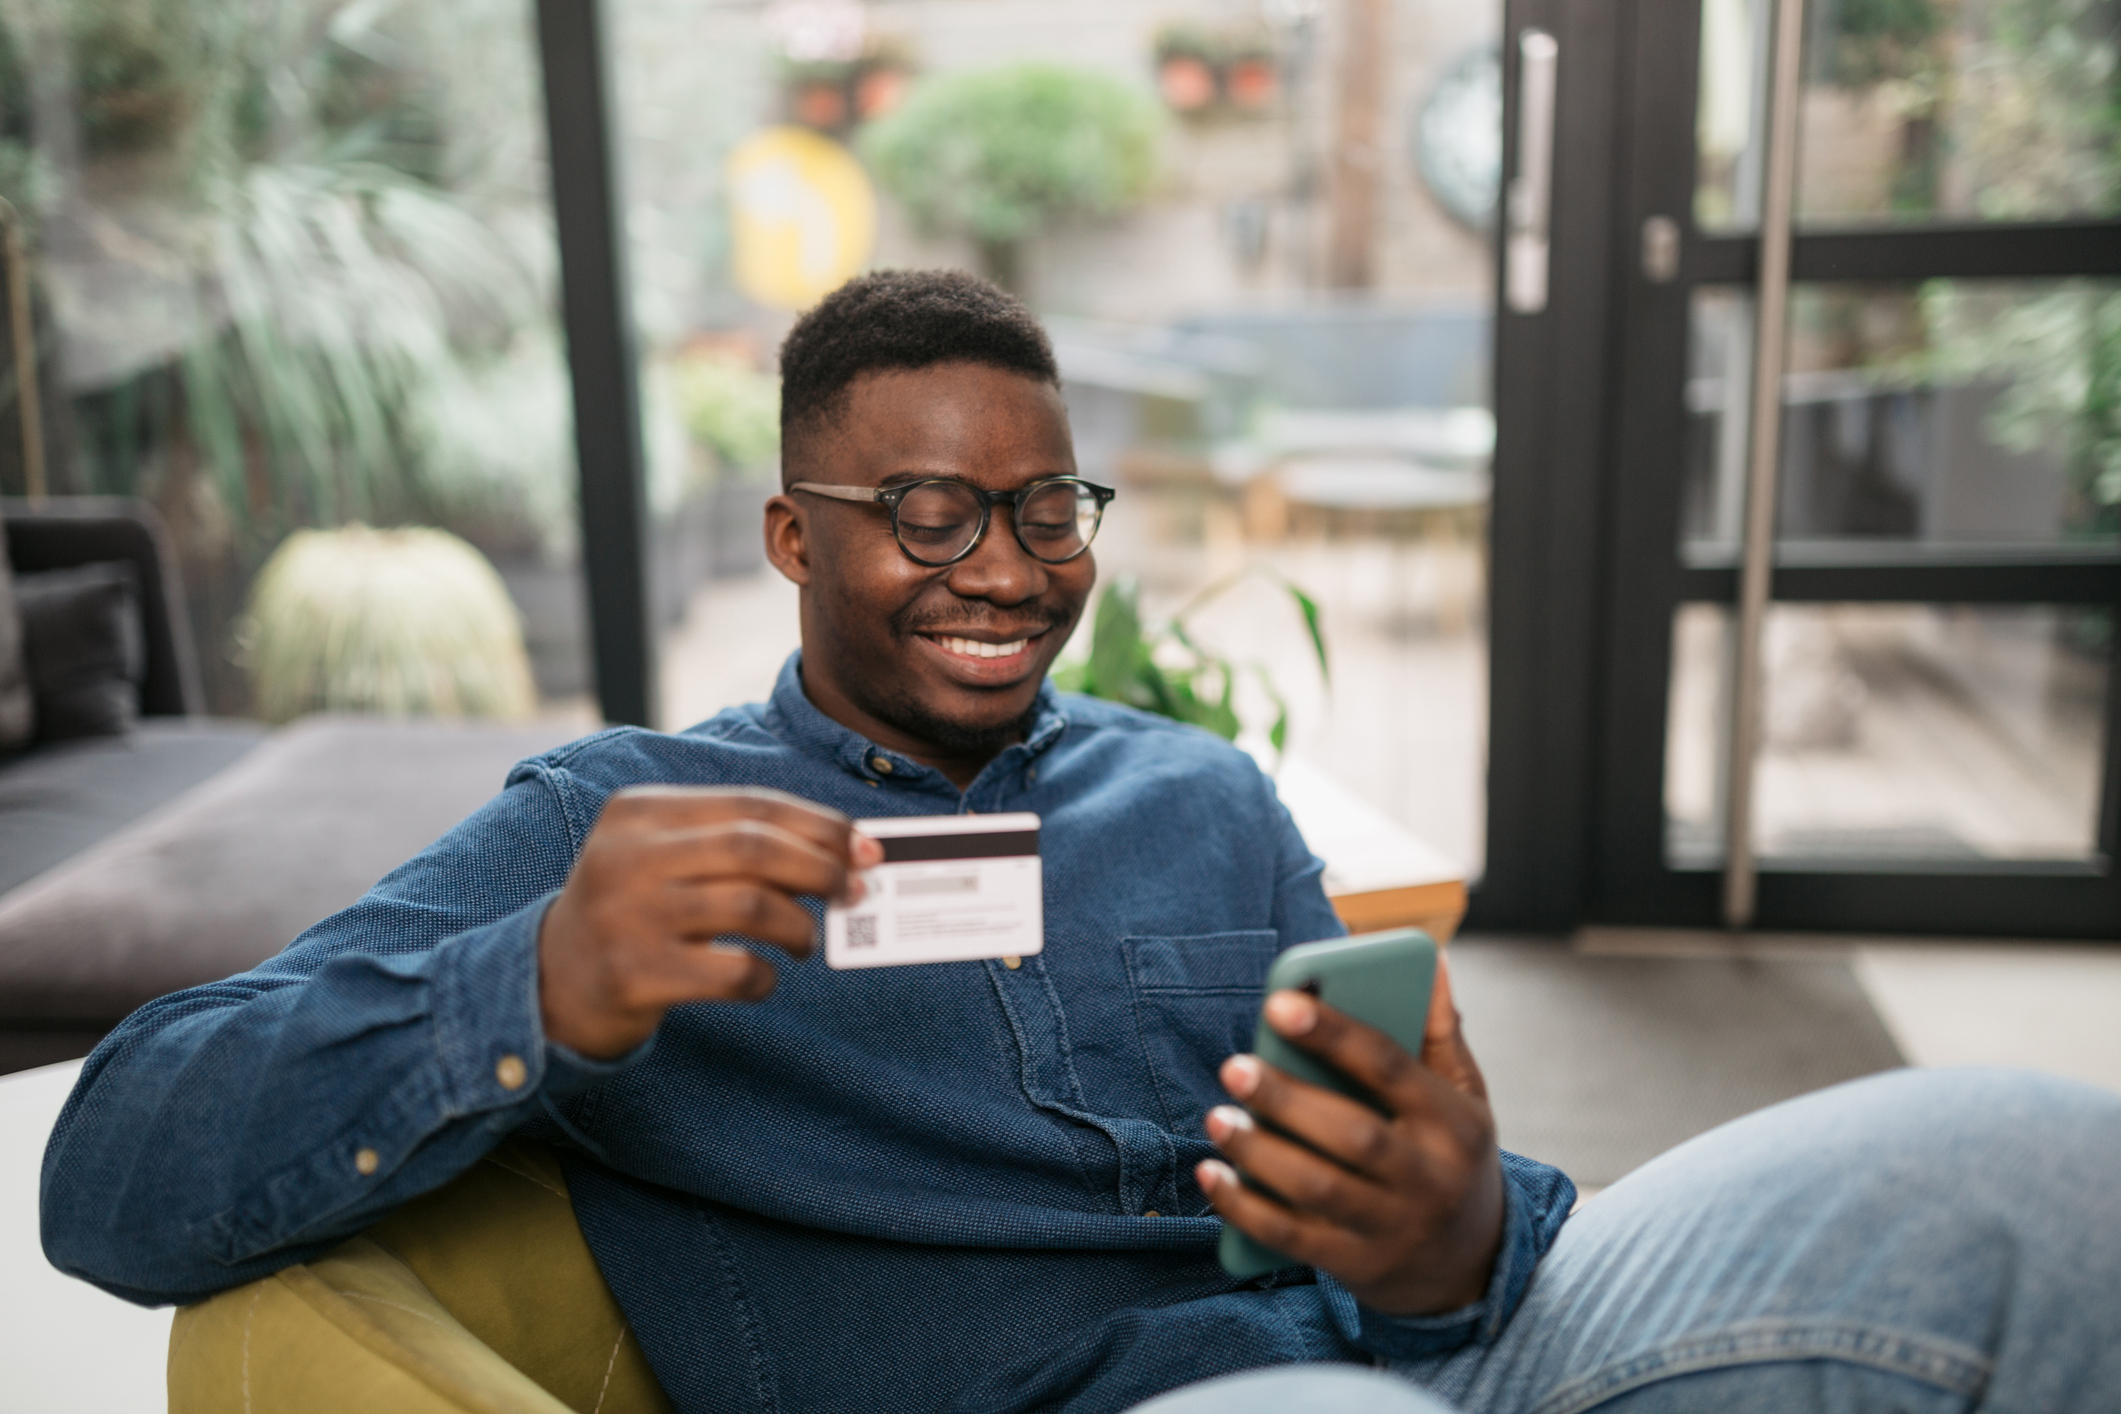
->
<box><xmin>1447</xmin><ymin>939</ymin><xmax>1906</xmax><ymax>1187</ymax></box>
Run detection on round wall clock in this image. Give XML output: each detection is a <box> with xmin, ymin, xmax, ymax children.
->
<box><xmin>1414</xmin><ymin>43</ymin><xmax>1503</xmax><ymax>232</ymax></box>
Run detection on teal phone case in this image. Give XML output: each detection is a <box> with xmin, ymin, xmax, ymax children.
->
<box><xmin>1216</xmin><ymin>927</ymin><xmax>1438</xmax><ymax>1279</ymax></box>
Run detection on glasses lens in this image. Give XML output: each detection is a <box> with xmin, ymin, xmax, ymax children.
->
<box><xmin>1016</xmin><ymin>481</ymin><xmax>1099</xmax><ymax>562</ymax></box>
<box><xmin>894</xmin><ymin>481</ymin><xmax>983</xmax><ymax>563</ymax></box>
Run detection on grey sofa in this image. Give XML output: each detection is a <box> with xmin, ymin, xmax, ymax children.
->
<box><xmin>0</xmin><ymin>498</ymin><xmax>580</xmax><ymax>1073</ymax></box>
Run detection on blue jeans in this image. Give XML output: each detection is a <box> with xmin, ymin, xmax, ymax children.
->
<box><xmin>1130</xmin><ymin>1068</ymin><xmax>2121</xmax><ymax>1414</ymax></box>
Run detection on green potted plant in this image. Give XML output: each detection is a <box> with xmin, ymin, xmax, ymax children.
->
<box><xmin>860</xmin><ymin>63</ymin><xmax>1160</xmax><ymax>291</ymax></box>
<box><xmin>1054</xmin><ymin>570</ymin><xmax>1326</xmax><ymax>756</ymax></box>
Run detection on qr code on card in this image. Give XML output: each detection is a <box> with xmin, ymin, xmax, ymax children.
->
<box><xmin>847</xmin><ymin>915</ymin><xmax>878</xmax><ymax>950</ymax></box>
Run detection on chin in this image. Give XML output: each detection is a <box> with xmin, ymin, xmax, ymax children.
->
<box><xmin>887</xmin><ymin>675</ymin><xmax>1047</xmax><ymax>757</ymax></box>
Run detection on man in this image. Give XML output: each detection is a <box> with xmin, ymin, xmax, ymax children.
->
<box><xmin>43</xmin><ymin>272</ymin><xmax>2121</xmax><ymax>1413</ymax></box>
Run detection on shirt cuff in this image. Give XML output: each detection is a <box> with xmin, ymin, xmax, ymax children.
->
<box><xmin>427</xmin><ymin>891</ymin><xmax>651</xmax><ymax>1113</ymax></box>
<box><xmin>1320</xmin><ymin>1150</ymin><xmax>1577</xmax><ymax>1362</ymax></box>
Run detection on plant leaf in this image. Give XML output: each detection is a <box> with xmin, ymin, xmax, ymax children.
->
<box><xmin>1283</xmin><ymin>581</ymin><xmax>1329</xmax><ymax>682</ymax></box>
<box><xmin>1088</xmin><ymin>577</ymin><xmax>1143</xmax><ymax>700</ymax></box>
<box><xmin>1253</xmin><ymin>663</ymin><xmax>1291</xmax><ymax>757</ymax></box>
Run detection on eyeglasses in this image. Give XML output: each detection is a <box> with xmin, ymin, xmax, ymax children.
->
<box><xmin>789</xmin><ymin>476</ymin><xmax>1116</xmax><ymax>568</ymax></box>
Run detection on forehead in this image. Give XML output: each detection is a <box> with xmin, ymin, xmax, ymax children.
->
<box><xmin>819</xmin><ymin>362</ymin><xmax>1075</xmax><ymax>488</ymax></box>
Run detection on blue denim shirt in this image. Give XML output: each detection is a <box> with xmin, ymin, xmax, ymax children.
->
<box><xmin>43</xmin><ymin>653</ymin><xmax>1573</xmax><ymax>1412</ymax></box>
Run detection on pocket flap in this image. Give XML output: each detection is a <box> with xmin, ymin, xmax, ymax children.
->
<box><xmin>1123</xmin><ymin>930</ymin><xmax>1279</xmax><ymax>993</ymax></box>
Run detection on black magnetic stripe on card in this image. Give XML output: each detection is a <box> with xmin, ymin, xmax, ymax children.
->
<box><xmin>879</xmin><ymin>831</ymin><xmax>1040</xmax><ymax>862</ymax></box>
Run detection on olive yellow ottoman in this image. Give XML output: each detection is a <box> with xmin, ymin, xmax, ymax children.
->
<box><xmin>168</xmin><ymin>1142</ymin><xmax>671</xmax><ymax>1414</ymax></box>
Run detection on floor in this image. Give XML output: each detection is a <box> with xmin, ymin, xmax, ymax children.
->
<box><xmin>8</xmin><ymin>929</ymin><xmax>2117</xmax><ymax>1414</ymax></box>
<box><xmin>1576</xmin><ymin>927</ymin><xmax>2121</xmax><ymax>1095</ymax></box>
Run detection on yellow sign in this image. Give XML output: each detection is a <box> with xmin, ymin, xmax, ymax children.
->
<box><xmin>727</xmin><ymin>127</ymin><xmax>878</xmax><ymax>310</ymax></box>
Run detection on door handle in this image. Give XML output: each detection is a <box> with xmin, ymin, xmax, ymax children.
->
<box><xmin>1723</xmin><ymin>0</ymin><xmax>1808</xmax><ymax>929</ymax></box>
<box><xmin>1505</xmin><ymin>28</ymin><xmax>1559</xmax><ymax>314</ymax></box>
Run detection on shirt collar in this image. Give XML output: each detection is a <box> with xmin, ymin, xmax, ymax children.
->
<box><xmin>763</xmin><ymin>650</ymin><xmax>1069</xmax><ymax>789</ymax></box>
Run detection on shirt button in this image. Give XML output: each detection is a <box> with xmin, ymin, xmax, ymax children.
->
<box><xmin>1143</xmin><ymin>1210</ymin><xmax>1161</xmax><ymax>1218</ymax></box>
<box><xmin>355</xmin><ymin>1147</ymin><xmax>380</xmax><ymax>1176</ymax></box>
<box><xmin>496</xmin><ymin>1054</ymin><xmax>528</xmax><ymax>1091</ymax></box>
<box><xmin>1026</xmin><ymin>767</ymin><xmax>1037</xmax><ymax>784</ymax></box>
<box><xmin>1002</xmin><ymin>955</ymin><xmax>1021</xmax><ymax>970</ymax></box>
<box><xmin>872</xmin><ymin>757</ymin><xmax>894</xmax><ymax>774</ymax></box>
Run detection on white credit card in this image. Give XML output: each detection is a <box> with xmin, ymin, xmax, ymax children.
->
<box><xmin>825</xmin><ymin>813</ymin><xmax>1042</xmax><ymax>969</ymax></box>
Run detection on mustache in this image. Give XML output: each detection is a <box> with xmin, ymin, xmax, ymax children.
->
<box><xmin>889</xmin><ymin>600</ymin><xmax>1072</xmax><ymax>641</ymax></box>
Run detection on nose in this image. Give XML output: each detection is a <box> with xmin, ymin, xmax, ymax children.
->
<box><xmin>943</xmin><ymin>504</ymin><xmax>1049</xmax><ymax>606</ymax></box>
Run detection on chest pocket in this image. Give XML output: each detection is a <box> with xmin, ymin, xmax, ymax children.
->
<box><xmin>1123</xmin><ymin>930</ymin><xmax>1280</xmax><ymax>1136</ymax></box>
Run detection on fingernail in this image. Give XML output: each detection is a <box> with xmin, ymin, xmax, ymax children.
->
<box><xmin>1205</xmin><ymin>1105</ymin><xmax>1253</xmax><ymax>1143</ymax></box>
<box><xmin>1265</xmin><ymin>990</ymin><xmax>1318</xmax><ymax>1035</ymax></box>
<box><xmin>1222</xmin><ymin>1053</ymin><xmax>1263</xmax><ymax>1098</ymax></box>
<box><xmin>1196</xmin><ymin>1159</ymin><xmax>1237</xmax><ymax>1193</ymax></box>
<box><xmin>853</xmin><ymin>833</ymin><xmax>884</xmax><ymax>867</ymax></box>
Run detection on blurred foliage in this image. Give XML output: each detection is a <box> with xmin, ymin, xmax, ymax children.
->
<box><xmin>1950</xmin><ymin>0</ymin><xmax>2121</xmax><ymax>221</ymax></box>
<box><xmin>1809</xmin><ymin>0</ymin><xmax>1945</xmax><ymax>88</ymax></box>
<box><xmin>1804</xmin><ymin>0</ymin><xmax>2120</xmax><ymax>217</ymax></box>
<box><xmin>0</xmin><ymin>0</ymin><xmax>569</xmax><ymax>558</ymax></box>
<box><xmin>183</xmin><ymin>156</ymin><xmax>544</xmax><ymax>533</ymax></box>
<box><xmin>1833</xmin><ymin>279</ymin><xmax>2121</xmax><ymax>539</ymax></box>
<box><xmin>1054</xmin><ymin>571</ymin><xmax>1326</xmax><ymax>755</ymax></box>
<box><xmin>860</xmin><ymin>62</ymin><xmax>1160</xmax><ymax>288</ymax></box>
<box><xmin>1916</xmin><ymin>281</ymin><xmax>2121</xmax><ymax>537</ymax></box>
<box><xmin>243</xmin><ymin>524</ymin><xmax>535</xmax><ymax>722</ymax></box>
<box><xmin>670</xmin><ymin>353</ymin><xmax>781</xmax><ymax>473</ymax></box>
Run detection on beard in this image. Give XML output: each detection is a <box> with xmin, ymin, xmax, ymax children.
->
<box><xmin>865</xmin><ymin>687</ymin><xmax>1044</xmax><ymax>758</ymax></box>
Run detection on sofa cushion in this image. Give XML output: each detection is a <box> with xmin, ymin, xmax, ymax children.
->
<box><xmin>0</xmin><ymin>719</ymin><xmax>267</xmax><ymax>896</ymax></box>
<box><xmin>0</xmin><ymin>714</ymin><xmax>584</xmax><ymax>1022</ymax></box>
<box><xmin>15</xmin><ymin>560</ymin><xmax>142</xmax><ymax>741</ymax></box>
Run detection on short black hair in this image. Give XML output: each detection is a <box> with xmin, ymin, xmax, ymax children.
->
<box><xmin>777</xmin><ymin>269</ymin><xmax>1059</xmax><ymax>463</ymax></box>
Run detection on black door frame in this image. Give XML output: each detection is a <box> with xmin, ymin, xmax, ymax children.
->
<box><xmin>1473</xmin><ymin>0</ymin><xmax>1635</xmax><ymax>931</ymax></box>
<box><xmin>538</xmin><ymin>0</ymin><xmax>658</xmax><ymax>729</ymax></box>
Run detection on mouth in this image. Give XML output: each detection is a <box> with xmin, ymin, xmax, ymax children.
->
<box><xmin>929</xmin><ymin>634</ymin><xmax>1033</xmax><ymax>661</ymax></box>
<box><xmin>912</xmin><ymin>628</ymin><xmax>1050</xmax><ymax>683</ymax></box>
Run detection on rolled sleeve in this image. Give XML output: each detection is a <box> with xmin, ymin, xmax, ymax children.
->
<box><xmin>1321</xmin><ymin>1150</ymin><xmax>1577</xmax><ymax>1362</ymax></box>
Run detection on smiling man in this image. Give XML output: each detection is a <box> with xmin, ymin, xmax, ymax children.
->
<box><xmin>42</xmin><ymin>272</ymin><xmax>2121</xmax><ymax>1414</ymax></box>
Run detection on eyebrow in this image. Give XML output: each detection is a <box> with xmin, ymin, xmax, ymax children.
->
<box><xmin>874</xmin><ymin>468</ymin><xmax>1077</xmax><ymax>490</ymax></box>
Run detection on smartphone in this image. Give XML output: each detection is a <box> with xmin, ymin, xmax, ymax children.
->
<box><xmin>1216</xmin><ymin>927</ymin><xmax>1439</xmax><ymax>1279</ymax></box>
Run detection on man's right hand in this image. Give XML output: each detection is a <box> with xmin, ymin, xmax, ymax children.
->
<box><xmin>538</xmin><ymin>787</ymin><xmax>882</xmax><ymax>1059</ymax></box>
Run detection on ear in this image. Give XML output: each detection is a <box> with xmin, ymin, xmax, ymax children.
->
<box><xmin>764</xmin><ymin>493</ymin><xmax>812</xmax><ymax>586</ymax></box>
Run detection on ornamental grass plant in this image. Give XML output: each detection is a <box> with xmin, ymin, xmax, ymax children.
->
<box><xmin>243</xmin><ymin>526</ymin><xmax>536</xmax><ymax>724</ymax></box>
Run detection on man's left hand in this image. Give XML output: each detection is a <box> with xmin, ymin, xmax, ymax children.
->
<box><xmin>1196</xmin><ymin>954</ymin><xmax>1505</xmax><ymax>1316</ymax></box>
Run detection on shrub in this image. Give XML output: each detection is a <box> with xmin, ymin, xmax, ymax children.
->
<box><xmin>861</xmin><ymin>63</ymin><xmax>1160</xmax><ymax>290</ymax></box>
<box><xmin>244</xmin><ymin>525</ymin><xmax>536</xmax><ymax>722</ymax></box>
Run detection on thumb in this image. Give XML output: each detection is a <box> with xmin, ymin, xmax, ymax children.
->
<box><xmin>1420</xmin><ymin>950</ymin><xmax>1487</xmax><ymax>1102</ymax></box>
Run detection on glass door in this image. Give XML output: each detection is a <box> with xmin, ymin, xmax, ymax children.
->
<box><xmin>1593</xmin><ymin>0</ymin><xmax>2121</xmax><ymax>935</ymax></box>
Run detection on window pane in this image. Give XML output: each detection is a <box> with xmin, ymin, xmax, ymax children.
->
<box><xmin>1683</xmin><ymin>280</ymin><xmax>2121</xmax><ymax>549</ymax></box>
<box><xmin>0</xmin><ymin>1</ymin><xmax>587</xmax><ymax>720</ymax></box>
<box><xmin>630</xmin><ymin>0</ymin><xmax>1502</xmax><ymax>875</ymax></box>
<box><xmin>1667</xmin><ymin>602</ymin><xmax>2110</xmax><ymax>866</ymax></box>
<box><xmin>1697</xmin><ymin>0</ymin><xmax>2121</xmax><ymax>229</ymax></box>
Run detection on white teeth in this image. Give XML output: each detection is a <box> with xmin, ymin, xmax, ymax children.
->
<box><xmin>939</xmin><ymin>636</ymin><xmax>1028</xmax><ymax>660</ymax></box>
